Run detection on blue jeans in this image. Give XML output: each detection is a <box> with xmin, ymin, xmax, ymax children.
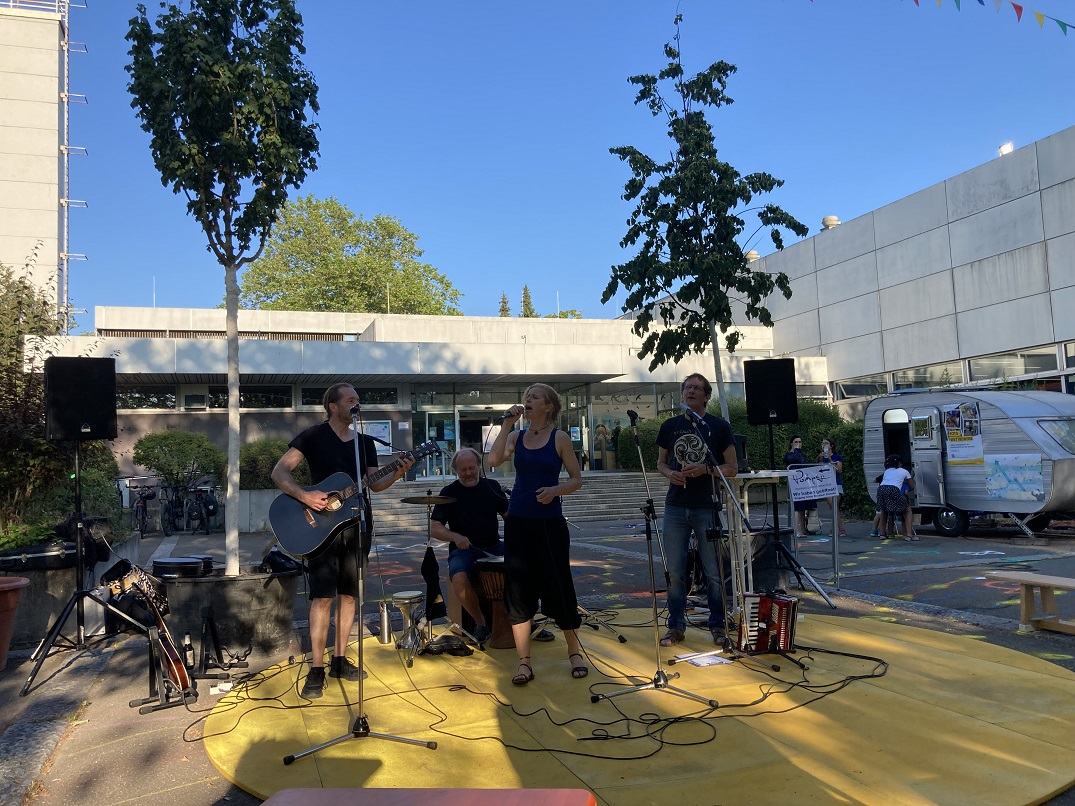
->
<box><xmin>663</xmin><ymin>504</ymin><xmax>726</xmax><ymax>633</ymax></box>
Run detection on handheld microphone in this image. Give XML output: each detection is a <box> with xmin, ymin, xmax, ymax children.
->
<box><xmin>492</xmin><ymin>407</ymin><xmax>521</xmax><ymax>424</ymax></box>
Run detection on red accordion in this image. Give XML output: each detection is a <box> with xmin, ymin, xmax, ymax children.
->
<box><xmin>737</xmin><ymin>593</ymin><xmax>798</xmax><ymax>654</ymax></box>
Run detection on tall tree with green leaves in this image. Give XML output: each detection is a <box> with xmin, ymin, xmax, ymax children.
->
<box><xmin>499</xmin><ymin>292</ymin><xmax>511</xmax><ymax>317</ymax></box>
<box><xmin>127</xmin><ymin>0</ymin><xmax>319</xmax><ymax>575</ymax></box>
<box><xmin>520</xmin><ymin>285</ymin><xmax>537</xmax><ymax>318</ymax></box>
<box><xmin>603</xmin><ymin>15</ymin><xmax>808</xmax><ymax>419</ymax></box>
<box><xmin>544</xmin><ymin>309</ymin><xmax>583</xmax><ymax>319</ymax></box>
<box><xmin>239</xmin><ymin>195</ymin><xmax>462</xmax><ymax>314</ymax></box>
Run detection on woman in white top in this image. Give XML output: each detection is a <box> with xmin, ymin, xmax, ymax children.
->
<box><xmin>877</xmin><ymin>454</ymin><xmax>917</xmax><ymax>540</ymax></box>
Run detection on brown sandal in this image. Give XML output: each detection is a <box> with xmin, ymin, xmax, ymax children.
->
<box><xmin>660</xmin><ymin>628</ymin><xmax>685</xmax><ymax>647</ymax></box>
<box><xmin>512</xmin><ymin>657</ymin><xmax>534</xmax><ymax>686</ymax></box>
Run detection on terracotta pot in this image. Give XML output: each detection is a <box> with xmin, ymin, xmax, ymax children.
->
<box><xmin>0</xmin><ymin>576</ymin><xmax>31</xmax><ymax>671</ymax></box>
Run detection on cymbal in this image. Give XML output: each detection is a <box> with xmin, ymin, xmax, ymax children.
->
<box><xmin>400</xmin><ymin>495</ymin><xmax>456</xmax><ymax>505</ymax></box>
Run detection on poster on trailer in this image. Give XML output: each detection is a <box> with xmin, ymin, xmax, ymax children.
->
<box><xmin>944</xmin><ymin>402</ymin><xmax>984</xmax><ymax>465</ymax></box>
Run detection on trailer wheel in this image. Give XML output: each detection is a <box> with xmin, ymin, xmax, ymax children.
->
<box><xmin>934</xmin><ymin>506</ymin><xmax>969</xmax><ymax>537</ymax></box>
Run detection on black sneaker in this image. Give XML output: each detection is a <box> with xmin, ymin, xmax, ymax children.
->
<box><xmin>300</xmin><ymin>666</ymin><xmax>325</xmax><ymax>699</ymax></box>
<box><xmin>328</xmin><ymin>656</ymin><xmax>367</xmax><ymax>681</ymax></box>
<box><xmin>711</xmin><ymin>626</ymin><xmax>726</xmax><ymax>645</ymax></box>
<box><xmin>532</xmin><ymin>628</ymin><xmax>555</xmax><ymax>642</ymax></box>
<box><xmin>471</xmin><ymin>624</ymin><xmax>491</xmax><ymax>644</ymax></box>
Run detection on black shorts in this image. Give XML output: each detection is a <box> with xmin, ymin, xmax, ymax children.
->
<box><xmin>307</xmin><ymin>525</ymin><xmax>369</xmax><ymax>599</ymax></box>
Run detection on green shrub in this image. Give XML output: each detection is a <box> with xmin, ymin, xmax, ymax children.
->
<box><xmin>133</xmin><ymin>430</ymin><xmax>226</xmax><ymax>489</ymax></box>
<box><xmin>240</xmin><ymin>438</ymin><xmax>309</xmax><ymax>489</ymax></box>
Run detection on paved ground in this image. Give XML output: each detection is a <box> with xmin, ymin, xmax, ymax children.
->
<box><xmin>2</xmin><ymin>515</ymin><xmax>1075</xmax><ymax>805</ymax></box>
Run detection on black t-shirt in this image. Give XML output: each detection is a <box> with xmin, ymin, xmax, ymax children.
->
<box><xmin>290</xmin><ymin>421</ymin><xmax>379</xmax><ymax>529</ymax></box>
<box><xmin>656</xmin><ymin>412</ymin><xmax>734</xmax><ymax>508</ymax></box>
<box><xmin>430</xmin><ymin>478</ymin><xmax>508</xmax><ymax>552</ymax></box>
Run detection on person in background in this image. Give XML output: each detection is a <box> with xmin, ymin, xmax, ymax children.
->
<box><xmin>818</xmin><ymin>437</ymin><xmax>845</xmax><ymax>537</ymax></box>
<box><xmin>489</xmin><ymin>383</ymin><xmax>586</xmax><ymax>685</ymax></box>
<box><xmin>784</xmin><ymin>435</ymin><xmax>817</xmax><ymax>539</ymax></box>
<box><xmin>878</xmin><ymin>454</ymin><xmax>917</xmax><ymax>541</ymax></box>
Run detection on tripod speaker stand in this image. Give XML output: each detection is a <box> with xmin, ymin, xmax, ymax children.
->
<box><xmin>22</xmin><ymin>357</ymin><xmax>148</xmax><ymax>695</ymax></box>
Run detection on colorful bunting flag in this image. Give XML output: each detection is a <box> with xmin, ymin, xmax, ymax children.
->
<box><xmin>1012</xmin><ymin>3</ymin><xmax>1023</xmax><ymax>22</ymax></box>
<box><xmin>1033</xmin><ymin>10</ymin><xmax>1045</xmax><ymax>27</ymax></box>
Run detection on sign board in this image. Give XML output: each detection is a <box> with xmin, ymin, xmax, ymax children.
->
<box><xmin>788</xmin><ymin>463</ymin><xmax>838</xmax><ymax>502</ymax></box>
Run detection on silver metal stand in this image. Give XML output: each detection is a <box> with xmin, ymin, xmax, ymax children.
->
<box><xmin>592</xmin><ymin>412</ymin><xmax>716</xmax><ymax>709</ymax></box>
<box><xmin>283</xmin><ymin>412</ymin><xmax>436</xmax><ymax>764</ymax></box>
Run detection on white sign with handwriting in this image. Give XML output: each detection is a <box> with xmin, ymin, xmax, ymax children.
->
<box><xmin>788</xmin><ymin>463</ymin><xmax>838</xmax><ymax>502</ymax></box>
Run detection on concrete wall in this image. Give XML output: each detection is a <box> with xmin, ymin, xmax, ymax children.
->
<box><xmin>0</xmin><ymin>6</ymin><xmax>62</xmax><ymax>303</ymax></box>
<box><xmin>760</xmin><ymin>124</ymin><xmax>1075</xmax><ymax>385</ymax></box>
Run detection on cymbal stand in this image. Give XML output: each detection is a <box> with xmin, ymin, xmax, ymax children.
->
<box><xmin>284</xmin><ymin>416</ymin><xmax>436</xmax><ymax>765</ymax></box>
<box><xmin>592</xmin><ymin>411</ymin><xmax>717</xmax><ymax>709</ymax></box>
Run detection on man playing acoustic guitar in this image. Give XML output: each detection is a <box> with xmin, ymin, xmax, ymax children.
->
<box><xmin>272</xmin><ymin>383</ymin><xmax>414</xmax><ymax>699</ymax></box>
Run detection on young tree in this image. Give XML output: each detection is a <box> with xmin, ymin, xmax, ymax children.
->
<box><xmin>127</xmin><ymin>0</ymin><xmax>319</xmax><ymax>575</ymax></box>
<box><xmin>238</xmin><ymin>195</ymin><xmax>462</xmax><ymax>315</ymax></box>
<box><xmin>544</xmin><ymin>309</ymin><xmax>583</xmax><ymax>319</ymax></box>
<box><xmin>499</xmin><ymin>292</ymin><xmax>511</xmax><ymax>317</ymax></box>
<box><xmin>603</xmin><ymin>15</ymin><xmax>808</xmax><ymax>419</ymax></box>
<box><xmin>520</xmin><ymin>285</ymin><xmax>537</xmax><ymax>318</ymax></box>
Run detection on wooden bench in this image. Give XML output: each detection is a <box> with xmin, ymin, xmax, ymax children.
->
<box><xmin>989</xmin><ymin>571</ymin><xmax>1075</xmax><ymax>635</ymax></box>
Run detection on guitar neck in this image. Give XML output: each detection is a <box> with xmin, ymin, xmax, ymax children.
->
<box><xmin>367</xmin><ymin>455</ymin><xmax>406</xmax><ymax>486</ymax></box>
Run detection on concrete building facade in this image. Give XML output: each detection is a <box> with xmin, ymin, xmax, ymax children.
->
<box><xmin>754</xmin><ymin>124</ymin><xmax>1075</xmax><ymax>408</ymax></box>
<box><xmin>0</xmin><ymin>1</ymin><xmax>70</xmax><ymax>309</ymax></box>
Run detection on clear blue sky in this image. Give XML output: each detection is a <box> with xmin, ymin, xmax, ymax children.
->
<box><xmin>66</xmin><ymin>0</ymin><xmax>1074</xmax><ymax>332</ymax></box>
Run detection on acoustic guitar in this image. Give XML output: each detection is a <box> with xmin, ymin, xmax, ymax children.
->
<box><xmin>270</xmin><ymin>440</ymin><xmax>441</xmax><ymax>559</ymax></box>
<box><xmin>107</xmin><ymin>563</ymin><xmax>193</xmax><ymax>695</ymax></box>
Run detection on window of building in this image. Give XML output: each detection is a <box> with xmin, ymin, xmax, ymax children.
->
<box><xmin>968</xmin><ymin>346</ymin><xmax>1057</xmax><ymax>382</ymax></box>
<box><xmin>117</xmin><ymin>385</ymin><xmax>177</xmax><ymax>410</ymax></box>
<box><xmin>208</xmin><ymin>385</ymin><xmax>293</xmax><ymax>408</ymax></box>
<box><xmin>892</xmin><ymin>362</ymin><xmax>963</xmax><ymax>390</ymax></box>
<box><xmin>299</xmin><ymin>386</ymin><xmax>400</xmax><ymax>408</ymax></box>
<box><xmin>835</xmin><ymin>374</ymin><xmax>888</xmax><ymax>400</ymax></box>
<box><xmin>1064</xmin><ymin>342</ymin><xmax>1075</xmax><ymax>369</ymax></box>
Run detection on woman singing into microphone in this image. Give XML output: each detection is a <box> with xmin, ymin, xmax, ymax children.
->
<box><xmin>488</xmin><ymin>383</ymin><xmax>585</xmax><ymax>686</ymax></box>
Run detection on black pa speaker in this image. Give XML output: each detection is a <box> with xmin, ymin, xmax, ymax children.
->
<box><xmin>744</xmin><ymin>358</ymin><xmax>798</xmax><ymax>426</ymax></box>
<box><xmin>45</xmin><ymin>356</ymin><xmax>118</xmax><ymax>441</ymax></box>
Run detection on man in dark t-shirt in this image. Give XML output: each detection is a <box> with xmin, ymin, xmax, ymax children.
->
<box><xmin>430</xmin><ymin>447</ymin><xmax>507</xmax><ymax>645</ymax></box>
<box><xmin>655</xmin><ymin>373</ymin><xmax>738</xmax><ymax>648</ymax></box>
<box><xmin>272</xmin><ymin>383</ymin><xmax>413</xmax><ymax>700</ymax></box>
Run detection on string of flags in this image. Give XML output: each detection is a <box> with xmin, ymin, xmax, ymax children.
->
<box><xmin>908</xmin><ymin>0</ymin><xmax>1072</xmax><ymax>36</ymax></box>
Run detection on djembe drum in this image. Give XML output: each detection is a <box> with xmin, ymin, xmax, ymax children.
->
<box><xmin>474</xmin><ymin>557</ymin><xmax>514</xmax><ymax>649</ymax></box>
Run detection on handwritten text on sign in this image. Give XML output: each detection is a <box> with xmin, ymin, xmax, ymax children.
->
<box><xmin>788</xmin><ymin>464</ymin><xmax>838</xmax><ymax>502</ymax></box>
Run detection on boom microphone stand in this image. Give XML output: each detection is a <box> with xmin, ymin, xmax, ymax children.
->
<box><xmin>284</xmin><ymin>408</ymin><xmax>436</xmax><ymax>764</ymax></box>
<box><xmin>592</xmin><ymin>411</ymin><xmax>716</xmax><ymax>709</ymax></box>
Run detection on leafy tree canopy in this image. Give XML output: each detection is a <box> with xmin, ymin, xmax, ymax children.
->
<box><xmin>132</xmin><ymin>430</ymin><xmax>226</xmax><ymax>491</ymax></box>
<box><xmin>544</xmin><ymin>309</ymin><xmax>583</xmax><ymax>319</ymax></box>
<box><xmin>237</xmin><ymin>195</ymin><xmax>462</xmax><ymax>315</ymax></box>
<box><xmin>603</xmin><ymin>14</ymin><xmax>808</xmax><ymax>372</ymax></box>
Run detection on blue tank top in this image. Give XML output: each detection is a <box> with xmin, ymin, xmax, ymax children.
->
<box><xmin>508</xmin><ymin>428</ymin><xmax>563</xmax><ymax>519</ymax></box>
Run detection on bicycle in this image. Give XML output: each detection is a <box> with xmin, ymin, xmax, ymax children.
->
<box><xmin>130</xmin><ymin>484</ymin><xmax>157</xmax><ymax>539</ymax></box>
<box><xmin>159</xmin><ymin>485</ymin><xmax>187</xmax><ymax>537</ymax></box>
<box><xmin>185</xmin><ymin>488</ymin><xmax>216</xmax><ymax>535</ymax></box>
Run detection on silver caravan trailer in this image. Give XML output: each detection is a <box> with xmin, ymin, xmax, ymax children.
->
<box><xmin>863</xmin><ymin>390</ymin><xmax>1075</xmax><ymax>537</ymax></box>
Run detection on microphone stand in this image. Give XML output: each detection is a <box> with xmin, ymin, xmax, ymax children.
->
<box><xmin>592</xmin><ymin>411</ymin><xmax>716</xmax><ymax>709</ymax></box>
<box><xmin>284</xmin><ymin>411</ymin><xmax>436</xmax><ymax>765</ymax></box>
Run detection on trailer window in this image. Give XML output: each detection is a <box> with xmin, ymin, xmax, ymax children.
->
<box><xmin>912</xmin><ymin>415</ymin><xmax>933</xmax><ymax>440</ymax></box>
<box><xmin>1040</xmin><ymin>419</ymin><xmax>1075</xmax><ymax>453</ymax></box>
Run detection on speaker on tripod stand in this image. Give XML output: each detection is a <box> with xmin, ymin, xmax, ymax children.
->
<box><xmin>744</xmin><ymin>358</ymin><xmax>798</xmax><ymax>593</ymax></box>
<box><xmin>21</xmin><ymin>357</ymin><xmax>142</xmax><ymax>696</ymax></box>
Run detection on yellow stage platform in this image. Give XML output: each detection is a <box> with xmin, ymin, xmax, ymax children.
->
<box><xmin>204</xmin><ymin>611</ymin><xmax>1075</xmax><ymax>805</ymax></box>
